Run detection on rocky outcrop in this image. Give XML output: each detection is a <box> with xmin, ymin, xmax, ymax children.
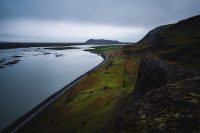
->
<box><xmin>133</xmin><ymin>57</ymin><xmax>197</xmax><ymax>101</ymax></box>
<box><xmin>129</xmin><ymin>76</ymin><xmax>200</xmax><ymax>133</ymax></box>
<box><xmin>108</xmin><ymin>15</ymin><xmax>200</xmax><ymax>132</ymax></box>
<box><xmin>109</xmin><ymin>57</ymin><xmax>200</xmax><ymax>133</ymax></box>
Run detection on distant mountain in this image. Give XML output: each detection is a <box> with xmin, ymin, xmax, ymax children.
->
<box><xmin>85</xmin><ymin>39</ymin><xmax>121</xmax><ymax>44</ymax></box>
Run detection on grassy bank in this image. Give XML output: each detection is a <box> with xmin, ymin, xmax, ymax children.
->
<box><xmin>18</xmin><ymin>46</ymin><xmax>140</xmax><ymax>133</ymax></box>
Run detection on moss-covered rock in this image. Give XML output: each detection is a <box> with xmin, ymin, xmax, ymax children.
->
<box><xmin>133</xmin><ymin>56</ymin><xmax>197</xmax><ymax>101</ymax></box>
<box><xmin>109</xmin><ymin>57</ymin><xmax>200</xmax><ymax>133</ymax></box>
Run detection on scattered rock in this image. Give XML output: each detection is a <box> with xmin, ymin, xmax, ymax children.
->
<box><xmin>55</xmin><ymin>53</ymin><xmax>63</xmax><ymax>57</ymax></box>
<box><xmin>3</xmin><ymin>60</ymin><xmax>21</xmax><ymax>66</ymax></box>
<box><xmin>13</xmin><ymin>55</ymin><xmax>23</xmax><ymax>58</ymax></box>
<box><xmin>43</xmin><ymin>53</ymin><xmax>51</xmax><ymax>55</ymax></box>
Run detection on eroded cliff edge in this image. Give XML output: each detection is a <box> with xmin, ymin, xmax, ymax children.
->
<box><xmin>108</xmin><ymin>57</ymin><xmax>200</xmax><ymax>133</ymax></box>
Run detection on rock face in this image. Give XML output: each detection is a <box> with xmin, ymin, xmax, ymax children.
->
<box><xmin>109</xmin><ymin>57</ymin><xmax>200</xmax><ymax>133</ymax></box>
<box><xmin>131</xmin><ymin>77</ymin><xmax>200</xmax><ymax>133</ymax></box>
<box><xmin>133</xmin><ymin>57</ymin><xmax>197</xmax><ymax>101</ymax></box>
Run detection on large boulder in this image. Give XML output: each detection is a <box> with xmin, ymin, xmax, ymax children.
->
<box><xmin>133</xmin><ymin>57</ymin><xmax>197</xmax><ymax>101</ymax></box>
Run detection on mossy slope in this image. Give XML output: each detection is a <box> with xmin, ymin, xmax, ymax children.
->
<box><xmin>18</xmin><ymin>47</ymin><xmax>140</xmax><ymax>133</ymax></box>
<box><xmin>130</xmin><ymin>15</ymin><xmax>200</xmax><ymax>71</ymax></box>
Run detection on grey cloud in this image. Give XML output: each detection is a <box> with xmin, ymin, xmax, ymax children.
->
<box><xmin>1</xmin><ymin>0</ymin><xmax>200</xmax><ymax>28</ymax></box>
<box><xmin>0</xmin><ymin>0</ymin><xmax>200</xmax><ymax>42</ymax></box>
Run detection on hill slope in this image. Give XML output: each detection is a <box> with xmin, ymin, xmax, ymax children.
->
<box><xmin>106</xmin><ymin>15</ymin><xmax>200</xmax><ymax>132</ymax></box>
<box><xmin>132</xmin><ymin>15</ymin><xmax>200</xmax><ymax>71</ymax></box>
<box><xmin>108</xmin><ymin>57</ymin><xmax>199</xmax><ymax>132</ymax></box>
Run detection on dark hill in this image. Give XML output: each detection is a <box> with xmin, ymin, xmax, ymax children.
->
<box><xmin>132</xmin><ymin>15</ymin><xmax>200</xmax><ymax>71</ymax></box>
<box><xmin>85</xmin><ymin>39</ymin><xmax>121</xmax><ymax>44</ymax></box>
<box><xmin>108</xmin><ymin>15</ymin><xmax>200</xmax><ymax>132</ymax></box>
<box><xmin>137</xmin><ymin>24</ymin><xmax>174</xmax><ymax>45</ymax></box>
<box><xmin>108</xmin><ymin>57</ymin><xmax>199</xmax><ymax>133</ymax></box>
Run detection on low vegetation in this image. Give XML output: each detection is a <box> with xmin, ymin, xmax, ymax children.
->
<box><xmin>18</xmin><ymin>46</ymin><xmax>140</xmax><ymax>133</ymax></box>
<box><xmin>16</xmin><ymin>15</ymin><xmax>200</xmax><ymax>132</ymax></box>
<box><xmin>88</xmin><ymin>45</ymin><xmax>120</xmax><ymax>52</ymax></box>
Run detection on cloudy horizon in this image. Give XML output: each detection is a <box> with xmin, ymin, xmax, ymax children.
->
<box><xmin>0</xmin><ymin>0</ymin><xmax>200</xmax><ymax>42</ymax></box>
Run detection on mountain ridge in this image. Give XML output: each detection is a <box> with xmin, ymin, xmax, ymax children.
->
<box><xmin>85</xmin><ymin>39</ymin><xmax>121</xmax><ymax>44</ymax></box>
<box><xmin>131</xmin><ymin>15</ymin><xmax>200</xmax><ymax>71</ymax></box>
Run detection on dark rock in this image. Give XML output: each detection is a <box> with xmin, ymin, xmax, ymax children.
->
<box><xmin>43</xmin><ymin>53</ymin><xmax>51</xmax><ymax>55</ymax></box>
<box><xmin>108</xmin><ymin>57</ymin><xmax>200</xmax><ymax>133</ymax></box>
<box><xmin>3</xmin><ymin>59</ymin><xmax>21</xmax><ymax>66</ymax></box>
<box><xmin>55</xmin><ymin>53</ymin><xmax>63</xmax><ymax>57</ymax></box>
<box><xmin>0</xmin><ymin>59</ymin><xmax>6</xmax><ymax>63</ymax></box>
<box><xmin>129</xmin><ymin>77</ymin><xmax>200</xmax><ymax>133</ymax></box>
<box><xmin>133</xmin><ymin>56</ymin><xmax>197</xmax><ymax>101</ymax></box>
<box><xmin>13</xmin><ymin>55</ymin><xmax>23</xmax><ymax>58</ymax></box>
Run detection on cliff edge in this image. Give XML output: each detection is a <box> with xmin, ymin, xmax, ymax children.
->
<box><xmin>109</xmin><ymin>57</ymin><xmax>200</xmax><ymax>132</ymax></box>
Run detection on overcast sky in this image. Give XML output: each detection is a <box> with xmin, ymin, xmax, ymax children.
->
<box><xmin>0</xmin><ymin>0</ymin><xmax>200</xmax><ymax>42</ymax></box>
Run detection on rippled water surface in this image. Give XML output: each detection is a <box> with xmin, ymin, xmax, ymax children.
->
<box><xmin>0</xmin><ymin>45</ymin><xmax>103</xmax><ymax>129</ymax></box>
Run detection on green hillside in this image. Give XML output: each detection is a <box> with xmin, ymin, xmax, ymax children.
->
<box><xmin>132</xmin><ymin>15</ymin><xmax>200</xmax><ymax>71</ymax></box>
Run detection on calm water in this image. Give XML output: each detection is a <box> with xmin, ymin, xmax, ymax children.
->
<box><xmin>0</xmin><ymin>45</ymin><xmax>103</xmax><ymax>130</ymax></box>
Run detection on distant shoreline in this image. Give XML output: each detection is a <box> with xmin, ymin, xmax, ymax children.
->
<box><xmin>0</xmin><ymin>42</ymin><xmax>84</xmax><ymax>49</ymax></box>
<box><xmin>0</xmin><ymin>41</ymin><xmax>134</xmax><ymax>49</ymax></box>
